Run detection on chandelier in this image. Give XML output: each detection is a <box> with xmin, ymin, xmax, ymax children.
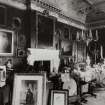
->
<box><xmin>76</xmin><ymin>29</ymin><xmax>93</xmax><ymax>45</ymax></box>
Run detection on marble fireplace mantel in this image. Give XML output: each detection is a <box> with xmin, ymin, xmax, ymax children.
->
<box><xmin>27</xmin><ymin>48</ymin><xmax>60</xmax><ymax>73</ymax></box>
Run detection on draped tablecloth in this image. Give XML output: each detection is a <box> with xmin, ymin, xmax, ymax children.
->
<box><xmin>74</xmin><ymin>64</ymin><xmax>105</xmax><ymax>85</ymax></box>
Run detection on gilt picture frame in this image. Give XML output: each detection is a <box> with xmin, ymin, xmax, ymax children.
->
<box><xmin>0</xmin><ymin>29</ymin><xmax>14</xmax><ymax>56</ymax></box>
<box><xmin>12</xmin><ymin>73</ymin><xmax>46</xmax><ymax>105</ymax></box>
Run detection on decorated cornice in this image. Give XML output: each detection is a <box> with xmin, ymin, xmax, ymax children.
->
<box><xmin>58</xmin><ymin>12</ymin><xmax>86</xmax><ymax>29</ymax></box>
<box><xmin>31</xmin><ymin>0</ymin><xmax>86</xmax><ymax>29</ymax></box>
<box><xmin>11</xmin><ymin>0</ymin><xmax>25</xmax><ymax>4</ymax></box>
<box><xmin>32</xmin><ymin>0</ymin><xmax>61</xmax><ymax>13</ymax></box>
<box><xmin>0</xmin><ymin>0</ymin><xmax>26</xmax><ymax>9</ymax></box>
<box><xmin>86</xmin><ymin>20</ymin><xmax>105</xmax><ymax>29</ymax></box>
<box><xmin>0</xmin><ymin>0</ymin><xmax>86</xmax><ymax>29</ymax></box>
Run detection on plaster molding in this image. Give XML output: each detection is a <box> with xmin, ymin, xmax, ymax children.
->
<box><xmin>87</xmin><ymin>25</ymin><xmax>105</xmax><ymax>30</ymax></box>
<box><xmin>93</xmin><ymin>1</ymin><xmax>105</xmax><ymax>6</ymax></box>
<box><xmin>31</xmin><ymin>0</ymin><xmax>86</xmax><ymax>30</ymax></box>
<box><xmin>0</xmin><ymin>0</ymin><xmax>86</xmax><ymax>29</ymax></box>
<box><xmin>58</xmin><ymin>12</ymin><xmax>86</xmax><ymax>29</ymax></box>
<box><xmin>31</xmin><ymin>0</ymin><xmax>61</xmax><ymax>13</ymax></box>
<box><xmin>86</xmin><ymin>19</ymin><xmax>105</xmax><ymax>29</ymax></box>
<box><xmin>0</xmin><ymin>0</ymin><xmax>26</xmax><ymax>10</ymax></box>
<box><xmin>31</xmin><ymin>3</ymin><xmax>86</xmax><ymax>29</ymax></box>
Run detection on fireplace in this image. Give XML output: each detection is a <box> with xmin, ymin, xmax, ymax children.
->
<box><xmin>27</xmin><ymin>48</ymin><xmax>60</xmax><ymax>75</ymax></box>
<box><xmin>33</xmin><ymin>60</ymin><xmax>50</xmax><ymax>77</ymax></box>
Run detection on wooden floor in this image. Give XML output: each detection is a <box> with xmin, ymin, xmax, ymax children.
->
<box><xmin>82</xmin><ymin>89</ymin><xmax>105</xmax><ymax>105</ymax></box>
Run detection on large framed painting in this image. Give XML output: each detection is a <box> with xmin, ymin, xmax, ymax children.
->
<box><xmin>0</xmin><ymin>29</ymin><xmax>14</xmax><ymax>56</ymax></box>
<box><xmin>37</xmin><ymin>13</ymin><xmax>54</xmax><ymax>48</ymax></box>
<box><xmin>50</xmin><ymin>90</ymin><xmax>68</xmax><ymax>105</ymax></box>
<box><xmin>12</xmin><ymin>73</ymin><xmax>46</xmax><ymax>105</ymax></box>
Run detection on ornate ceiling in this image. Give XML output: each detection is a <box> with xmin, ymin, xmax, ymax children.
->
<box><xmin>0</xmin><ymin>0</ymin><xmax>105</xmax><ymax>27</ymax></box>
<box><xmin>47</xmin><ymin>0</ymin><xmax>105</xmax><ymax>24</ymax></box>
<box><xmin>86</xmin><ymin>0</ymin><xmax>105</xmax><ymax>5</ymax></box>
<box><xmin>85</xmin><ymin>0</ymin><xmax>105</xmax><ymax>23</ymax></box>
<box><xmin>86</xmin><ymin>0</ymin><xmax>105</xmax><ymax>12</ymax></box>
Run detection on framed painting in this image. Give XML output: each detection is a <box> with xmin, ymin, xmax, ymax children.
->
<box><xmin>61</xmin><ymin>40</ymin><xmax>72</xmax><ymax>56</ymax></box>
<box><xmin>50</xmin><ymin>90</ymin><xmax>68</xmax><ymax>105</ymax></box>
<box><xmin>12</xmin><ymin>73</ymin><xmax>46</xmax><ymax>105</ymax></box>
<box><xmin>37</xmin><ymin>13</ymin><xmax>54</xmax><ymax>48</ymax></box>
<box><xmin>63</xmin><ymin>27</ymin><xmax>70</xmax><ymax>40</ymax></box>
<box><xmin>0</xmin><ymin>29</ymin><xmax>14</xmax><ymax>56</ymax></box>
<box><xmin>17</xmin><ymin>48</ymin><xmax>26</xmax><ymax>57</ymax></box>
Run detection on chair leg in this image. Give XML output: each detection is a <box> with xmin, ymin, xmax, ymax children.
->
<box><xmin>88</xmin><ymin>83</ymin><xmax>97</xmax><ymax>98</ymax></box>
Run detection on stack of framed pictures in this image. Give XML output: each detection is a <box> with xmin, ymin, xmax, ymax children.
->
<box><xmin>12</xmin><ymin>72</ymin><xmax>69</xmax><ymax>105</ymax></box>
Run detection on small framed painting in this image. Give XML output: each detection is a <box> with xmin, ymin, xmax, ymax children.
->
<box><xmin>50</xmin><ymin>90</ymin><xmax>68</xmax><ymax>105</ymax></box>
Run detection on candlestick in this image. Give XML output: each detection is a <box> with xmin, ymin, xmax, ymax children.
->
<box><xmin>89</xmin><ymin>29</ymin><xmax>92</xmax><ymax>40</ymax></box>
<box><xmin>76</xmin><ymin>31</ymin><xmax>80</xmax><ymax>41</ymax></box>
<box><xmin>95</xmin><ymin>30</ymin><xmax>99</xmax><ymax>41</ymax></box>
<box><xmin>101</xmin><ymin>45</ymin><xmax>103</xmax><ymax>59</ymax></box>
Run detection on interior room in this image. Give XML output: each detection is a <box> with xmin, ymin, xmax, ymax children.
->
<box><xmin>0</xmin><ymin>0</ymin><xmax>105</xmax><ymax>105</ymax></box>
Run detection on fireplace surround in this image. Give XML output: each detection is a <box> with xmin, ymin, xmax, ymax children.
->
<box><xmin>27</xmin><ymin>48</ymin><xmax>60</xmax><ymax>74</ymax></box>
